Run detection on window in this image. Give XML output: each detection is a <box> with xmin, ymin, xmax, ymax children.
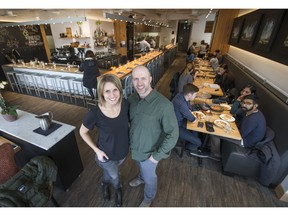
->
<box><xmin>204</xmin><ymin>21</ymin><xmax>214</xmax><ymax>33</ymax></box>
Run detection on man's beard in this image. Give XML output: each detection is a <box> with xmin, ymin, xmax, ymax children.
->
<box><xmin>242</xmin><ymin>106</ymin><xmax>253</xmax><ymax>112</ymax></box>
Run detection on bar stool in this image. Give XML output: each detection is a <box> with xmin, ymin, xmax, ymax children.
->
<box><xmin>70</xmin><ymin>78</ymin><xmax>86</xmax><ymax>106</ymax></box>
<box><xmin>32</xmin><ymin>74</ymin><xmax>47</xmax><ymax>98</ymax></box>
<box><xmin>58</xmin><ymin>76</ymin><xmax>75</xmax><ymax>103</ymax></box>
<box><xmin>14</xmin><ymin>72</ymin><xmax>29</xmax><ymax>94</ymax></box>
<box><xmin>23</xmin><ymin>73</ymin><xmax>38</xmax><ymax>96</ymax></box>
<box><xmin>43</xmin><ymin>74</ymin><xmax>61</xmax><ymax>100</ymax></box>
<box><xmin>122</xmin><ymin>74</ymin><xmax>134</xmax><ymax>99</ymax></box>
<box><xmin>5</xmin><ymin>71</ymin><xmax>21</xmax><ymax>93</ymax></box>
<box><xmin>84</xmin><ymin>88</ymin><xmax>97</xmax><ymax>107</ymax></box>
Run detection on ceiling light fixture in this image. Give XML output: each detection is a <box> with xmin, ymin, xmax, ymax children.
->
<box><xmin>0</xmin><ymin>16</ymin><xmax>87</xmax><ymax>27</ymax></box>
<box><xmin>206</xmin><ymin>9</ymin><xmax>213</xmax><ymax>19</ymax></box>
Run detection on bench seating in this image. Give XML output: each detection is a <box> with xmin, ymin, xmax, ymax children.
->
<box><xmin>221</xmin><ymin>55</ymin><xmax>288</xmax><ymax>186</ymax></box>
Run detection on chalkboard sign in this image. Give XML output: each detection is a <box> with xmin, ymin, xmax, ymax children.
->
<box><xmin>0</xmin><ymin>24</ymin><xmax>48</xmax><ymax>79</ymax></box>
<box><xmin>0</xmin><ymin>25</ymin><xmax>44</xmax><ymax>49</ymax></box>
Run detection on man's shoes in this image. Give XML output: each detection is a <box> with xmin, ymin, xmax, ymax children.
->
<box><xmin>139</xmin><ymin>199</ymin><xmax>152</xmax><ymax>207</ymax></box>
<box><xmin>189</xmin><ymin>149</ymin><xmax>209</xmax><ymax>158</ymax></box>
<box><xmin>129</xmin><ymin>178</ymin><xmax>144</xmax><ymax>187</ymax></box>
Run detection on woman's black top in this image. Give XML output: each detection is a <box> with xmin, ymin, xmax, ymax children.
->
<box><xmin>82</xmin><ymin>99</ymin><xmax>129</xmax><ymax>161</ymax></box>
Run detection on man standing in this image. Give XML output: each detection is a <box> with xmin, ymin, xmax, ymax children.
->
<box><xmin>128</xmin><ymin>65</ymin><xmax>179</xmax><ymax>207</ymax></box>
<box><xmin>139</xmin><ymin>37</ymin><xmax>151</xmax><ymax>52</ymax></box>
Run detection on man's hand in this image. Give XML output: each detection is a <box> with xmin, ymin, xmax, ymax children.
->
<box><xmin>149</xmin><ymin>155</ymin><xmax>159</xmax><ymax>164</ymax></box>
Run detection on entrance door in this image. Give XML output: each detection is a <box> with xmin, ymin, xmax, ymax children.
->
<box><xmin>176</xmin><ymin>21</ymin><xmax>191</xmax><ymax>52</ymax></box>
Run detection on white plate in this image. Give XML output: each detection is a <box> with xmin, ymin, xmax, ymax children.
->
<box><xmin>220</xmin><ymin>114</ymin><xmax>235</xmax><ymax>122</ymax></box>
<box><xmin>192</xmin><ymin>111</ymin><xmax>206</xmax><ymax>120</ymax></box>
<box><xmin>209</xmin><ymin>84</ymin><xmax>220</xmax><ymax>89</ymax></box>
<box><xmin>220</xmin><ymin>104</ymin><xmax>231</xmax><ymax>111</ymax></box>
<box><xmin>214</xmin><ymin>119</ymin><xmax>230</xmax><ymax>129</ymax></box>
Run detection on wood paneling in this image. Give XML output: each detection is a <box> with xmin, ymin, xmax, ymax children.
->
<box><xmin>114</xmin><ymin>20</ymin><xmax>127</xmax><ymax>56</ymax></box>
<box><xmin>210</xmin><ymin>9</ymin><xmax>239</xmax><ymax>55</ymax></box>
<box><xmin>40</xmin><ymin>24</ymin><xmax>51</xmax><ymax>63</ymax></box>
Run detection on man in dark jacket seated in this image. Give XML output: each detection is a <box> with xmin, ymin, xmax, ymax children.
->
<box><xmin>209</xmin><ymin>94</ymin><xmax>266</xmax><ymax>158</ymax></box>
<box><xmin>214</xmin><ymin>64</ymin><xmax>235</xmax><ymax>92</ymax></box>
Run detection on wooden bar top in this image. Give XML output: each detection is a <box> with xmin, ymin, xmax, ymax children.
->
<box><xmin>104</xmin><ymin>50</ymin><xmax>163</xmax><ymax>79</ymax></box>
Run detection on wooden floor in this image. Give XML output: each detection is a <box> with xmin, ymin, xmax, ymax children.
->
<box><xmin>2</xmin><ymin>52</ymin><xmax>288</xmax><ymax>208</ymax></box>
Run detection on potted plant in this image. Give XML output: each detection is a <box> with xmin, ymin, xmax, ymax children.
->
<box><xmin>0</xmin><ymin>81</ymin><xmax>19</xmax><ymax>122</ymax></box>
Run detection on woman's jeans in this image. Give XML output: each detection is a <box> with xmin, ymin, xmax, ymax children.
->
<box><xmin>95</xmin><ymin>155</ymin><xmax>125</xmax><ymax>189</ymax></box>
<box><xmin>136</xmin><ymin>159</ymin><xmax>158</xmax><ymax>202</ymax></box>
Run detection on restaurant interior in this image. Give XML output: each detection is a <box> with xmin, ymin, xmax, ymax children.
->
<box><xmin>0</xmin><ymin>1</ymin><xmax>288</xmax><ymax>210</ymax></box>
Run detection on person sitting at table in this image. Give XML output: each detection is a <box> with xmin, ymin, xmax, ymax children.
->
<box><xmin>209</xmin><ymin>53</ymin><xmax>219</xmax><ymax>71</ymax></box>
<box><xmin>230</xmin><ymin>84</ymin><xmax>257</xmax><ymax>125</ymax></box>
<box><xmin>178</xmin><ymin>63</ymin><xmax>194</xmax><ymax>93</ymax></box>
<box><xmin>172</xmin><ymin>83</ymin><xmax>207</xmax><ymax>157</ymax></box>
<box><xmin>208</xmin><ymin>94</ymin><xmax>266</xmax><ymax>159</ymax></box>
<box><xmin>187</xmin><ymin>52</ymin><xmax>195</xmax><ymax>63</ymax></box>
<box><xmin>214</xmin><ymin>49</ymin><xmax>223</xmax><ymax>65</ymax></box>
<box><xmin>198</xmin><ymin>40</ymin><xmax>207</xmax><ymax>58</ymax></box>
<box><xmin>214</xmin><ymin>64</ymin><xmax>235</xmax><ymax>92</ymax></box>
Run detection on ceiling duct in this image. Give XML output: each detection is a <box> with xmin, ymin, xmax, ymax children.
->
<box><xmin>0</xmin><ymin>11</ymin><xmax>17</xmax><ymax>17</ymax></box>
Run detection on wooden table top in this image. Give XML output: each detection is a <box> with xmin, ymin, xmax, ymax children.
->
<box><xmin>186</xmin><ymin>108</ymin><xmax>242</xmax><ymax>141</ymax></box>
<box><xmin>193</xmin><ymin>77</ymin><xmax>224</xmax><ymax>97</ymax></box>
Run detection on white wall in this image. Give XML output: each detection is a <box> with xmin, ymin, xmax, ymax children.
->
<box><xmin>189</xmin><ymin>13</ymin><xmax>216</xmax><ymax>47</ymax></box>
<box><xmin>227</xmin><ymin>10</ymin><xmax>288</xmax><ymax>97</ymax></box>
<box><xmin>50</xmin><ymin>19</ymin><xmax>114</xmax><ymax>52</ymax></box>
<box><xmin>159</xmin><ymin>20</ymin><xmax>178</xmax><ymax>47</ymax></box>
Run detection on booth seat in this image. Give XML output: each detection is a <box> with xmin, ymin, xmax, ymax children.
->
<box><xmin>221</xmin><ymin>55</ymin><xmax>288</xmax><ymax>186</ymax></box>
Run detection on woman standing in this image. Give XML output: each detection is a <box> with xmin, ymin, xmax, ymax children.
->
<box><xmin>79</xmin><ymin>50</ymin><xmax>101</xmax><ymax>99</ymax></box>
<box><xmin>79</xmin><ymin>74</ymin><xmax>129</xmax><ymax>207</ymax></box>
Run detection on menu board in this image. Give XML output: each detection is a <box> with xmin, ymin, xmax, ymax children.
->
<box><xmin>0</xmin><ymin>25</ymin><xmax>44</xmax><ymax>49</ymax></box>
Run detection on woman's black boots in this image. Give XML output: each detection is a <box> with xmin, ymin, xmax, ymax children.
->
<box><xmin>101</xmin><ymin>182</ymin><xmax>110</xmax><ymax>201</ymax></box>
<box><xmin>115</xmin><ymin>188</ymin><xmax>122</xmax><ymax>207</ymax></box>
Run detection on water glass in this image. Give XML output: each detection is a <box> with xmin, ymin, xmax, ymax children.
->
<box><xmin>224</xmin><ymin>124</ymin><xmax>232</xmax><ymax>134</ymax></box>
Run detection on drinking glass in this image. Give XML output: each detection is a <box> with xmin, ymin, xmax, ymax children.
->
<box><xmin>224</xmin><ymin>124</ymin><xmax>232</xmax><ymax>134</ymax></box>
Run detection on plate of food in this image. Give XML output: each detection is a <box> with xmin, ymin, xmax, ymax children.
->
<box><xmin>210</xmin><ymin>104</ymin><xmax>224</xmax><ymax>112</ymax></box>
<box><xmin>214</xmin><ymin>119</ymin><xmax>230</xmax><ymax>129</ymax></box>
<box><xmin>209</xmin><ymin>84</ymin><xmax>220</xmax><ymax>89</ymax></box>
<box><xmin>220</xmin><ymin>104</ymin><xmax>231</xmax><ymax>111</ymax></box>
<box><xmin>197</xmin><ymin>92</ymin><xmax>211</xmax><ymax>99</ymax></box>
<box><xmin>192</xmin><ymin>111</ymin><xmax>206</xmax><ymax>120</ymax></box>
<box><xmin>116</xmin><ymin>71</ymin><xmax>126</xmax><ymax>75</ymax></box>
<box><xmin>220</xmin><ymin>114</ymin><xmax>235</xmax><ymax>122</ymax></box>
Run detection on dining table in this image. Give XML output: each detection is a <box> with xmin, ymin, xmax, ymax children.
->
<box><xmin>186</xmin><ymin>102</ymin><xmax>242</xmax><ymax>165</ymax></box>
<box><xmin>193</xmin><ymin>74</ymin><xmax>224</xmax><ymax>97</ymax></box>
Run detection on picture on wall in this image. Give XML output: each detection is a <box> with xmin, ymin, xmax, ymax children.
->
<box><xmin>271</xmin><ymin>10</ymin><xmax>288</xmax><ymax>65</ymax></box>
<box><xmin>229</xmin><ymin>16</ymin><xmax>244</xmax><ymax>45</ymax></box>
<box><xmin>253</xmin><ymin>9</ymin><xmax>285</xmax><ymax>52</ymax></box>
<box><xmin>238</xmin><ymin>10</ymin><xmax>262</xmax><ymax>48</ymax></box>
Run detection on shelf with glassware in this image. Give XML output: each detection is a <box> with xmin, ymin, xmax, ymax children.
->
<box><xmin>59</xmin><ymin>37</ymin><xmax>90</xmax><ymax>40</ymax></box>
<box><xmin>94</xmin><ymin>35</ymin><xmax>115</xmax><ymax>48</ymax></box>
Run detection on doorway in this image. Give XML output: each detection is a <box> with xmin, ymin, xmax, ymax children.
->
<box><xmin>176</xmin><ymin>20</ymin><xmax>191</xmax><ymax>52</ymax></box>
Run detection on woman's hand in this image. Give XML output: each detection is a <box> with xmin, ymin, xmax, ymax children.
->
<box><xmin>95</xmin><ymin>149</ymin><xmax>109</xmax><ymax>162</ymax></box>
